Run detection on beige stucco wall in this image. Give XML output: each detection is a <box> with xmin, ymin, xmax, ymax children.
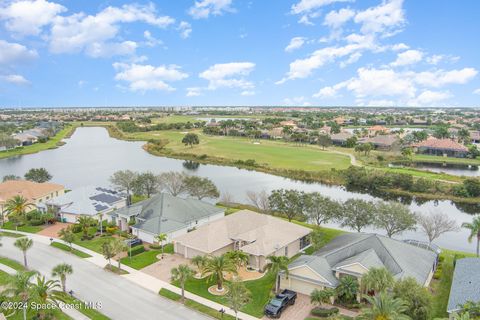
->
<box><xmin>271</xmin><ymin>239</ymin><xmax>302</xmax><ymax>259</ymax></box>
<box><xmin>279</xmin><ymin>273</ymin><xmax>324</xmax><ymax>296</ymax></box>
<box><xmin>338</xmin><ymin>263</ymin><xmax>368</xmax><ymax>275</ymax></box>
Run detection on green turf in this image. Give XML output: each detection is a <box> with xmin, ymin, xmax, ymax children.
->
<box><xmin>1</xmin><ymin>221</ymin><xmax>43</xmax><ymax>233</ymax></box>
<box><xmin>51</xmin><ymin>242</ymin><xmax>92</xmax><ymax>258</ymax></box>
<box><xmin>73</xmin><ymin>235</ymin><xmax>117</xmax><ymax>254</ymax></box>
<box><xmin>120</xmin><ymin>250</ymin><xmax>161</xmax><ymax>270</ymax></box>
<box><xmin>0</xmin><ymin>256</ymin><xmax>26</xmax><ymax>271</ymax></box>
<box><xmin>0</xmin><ymin>231</ymin><xmax>23</xmax><ymax>238</ymax></box>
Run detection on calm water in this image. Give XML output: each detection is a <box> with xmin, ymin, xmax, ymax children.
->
<box><xmin>0</xmin><ymin>127</ymin><xmax>478</xmax><ymax>253</ymax></box>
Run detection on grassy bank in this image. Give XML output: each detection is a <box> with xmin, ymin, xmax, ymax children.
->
<box><xmin>0</xmin><ymin>124</ymin><xmax>78</xmax><ymax>159</ymax></box>
<box><xmin>51</xmin><ymin>241</ymin><xmax>92</xmax><ymax>258</ymax></box>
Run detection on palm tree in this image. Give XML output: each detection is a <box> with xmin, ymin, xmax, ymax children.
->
<box><xmin>52</xmin><ymin>263</ymin><xmax>73</xmax><ymax>292</ymax></box>
<box><xmin>310</xmin><ymin>288</ymin><xmax>335</xmax><ymax>306</ymax></box>
<box><xmin>265</xmin><ymin>255</ymin><xmax>289</xmax><ymax>293</ymax></box>
<box><xmin>58</xmin><ymin>226</ymin><xmax>75</xmax><ymax>251</ymax></box>
<box><xmin>361</xmin><ymin>267</ymin><xmax>394</xmax><ymax>296</ymax></box>
<box><xmin>202</xmin><ymin>255</ymin><xmax>237</xmax><ymax>291</ymax></box>
<box><xmin>191</xmin><ymin>255</ymin><xmax>208</xmax><ymax>276</ymax></box>
<box><xmin>4</xmin><ymin>271</ymin><xmax>36</xmax><ymax>320</ymax></box>
<box><xmin>155</xmin><ymin>233</ymin><xmax>168</xmax><ymax>258</ymax></box>
<box><xmin>335</xmin><ymin>275</ymin><xmax>359</xmax><ymax>303</ymax></box>
<box><xmin>225</xmin><ymin>250</ymin><xmax>250</xmax><ymax>269</ymax></box>
<box><xmin>360</xmin><ymin>293</ymin><xmax>411</xmax><ymax>320</ymax></box>
<box><xmin>76</xmin><ymin>216</ymin><xmax>95</xmax><ymax>240</ymax></box>
<box><xmin>31</xmin><ymin>275</ymin><xmax>65</xmax><ymax>319</ymax></box>
<box><xmin>171</xmin><ymin>264</ymin><xmax>194</xmax><ymax>303</ymax></box>
<box><xmin>14</xmin><ymin>237</ymin><xmax>33</xmax><ymax>268</ymax></box>
<box><xmin>462</xmin><ymin>216</ymin><xmax>480</xmax><ymax>257</ymax></box>
<box><xmin>226</xmin><ymin>278</ymin><xmax>251</xmax><ymax>320</ymax></box>
<box><xmin>5</xmin><ymin>195</ymin><xmax>33</xmax><ymax>223</ymax></box>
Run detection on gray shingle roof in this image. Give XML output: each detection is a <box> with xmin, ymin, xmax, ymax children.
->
<box><xmin>289</xmin><ymin>233</ymin><xmax>437</xmax><ymax>287</ymax></box>
<box><xmin>447</xmin><ymin>258</ymin><xmax>480</xmax><ymax>313</ymax></box>
<box><xmin>121</xmin><ymin>193</ymin><xmax>224</xmax><ymax>235</ymax></box>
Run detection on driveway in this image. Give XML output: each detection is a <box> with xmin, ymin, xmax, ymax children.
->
<box><xmin>0</xmin><ymin>236</ymin><xmax>209</xmax><ymax>320</ymax></box>
<box><xmin>142</xmin><ymin>253</ymin><xmax>191</xmax><ymax>282</ymax></box>
<box><xmin>37</xmin><ymin>222</ymin><xmax>71</xmax><ymax>238</ymax></box>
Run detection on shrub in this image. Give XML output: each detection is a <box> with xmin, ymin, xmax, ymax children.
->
<box><xmin>129</xmin><ymin>245</ymin><xmax>145</xmax><ymax>256</ymax></box>
<box><xmin>71</xmin><ymin>224</ymin><xmax>82</xmax><ymax>233</ymax></box>
<box><xmin>106</xmin><ymin>226</ymin><xmax>118</xmax><ymax>234</ymax></box>
<box><xmin>311</xmin><ymin>307</ymin><xmax>339</xmax><ymax>317</ymax></box>
<box><xmin>29</xmin><ymin>219</ymin><xmax>44</xmax><ymax>226</ymax></box>
<box><xmin>149</xmin><ymin>244</ymin><xmax>162</xmax><ymax>250</ymax></box>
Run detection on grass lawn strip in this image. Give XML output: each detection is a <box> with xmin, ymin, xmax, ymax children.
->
<box><xmin>50</xmin><ymin>241</ymin><xmax>92</xmax><ymax>258</ymax></box>
<box><xmin>1</xmin><ymin>221</ymin><xmax>43</xmax><ymax>233</ymax></box>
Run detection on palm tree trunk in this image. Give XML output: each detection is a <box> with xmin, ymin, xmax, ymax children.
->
<box><xmin>275</xmin><ymin>274</ymin><xmax>279</xmax><ymax>293</ymax></box>
<box><xmin>23</xmin><ymin>304</ymin><xmax>27</xmax><ymax>320</ymax></box>
<box><xmin>23</xmin><ymin>252</ymin><xmax>27</xmax><ymax>268</ymax></box>
<box><xmin>477</xmin><ymin>236</ymin><xmax>479</xmax><ymax>257</ymax></box>
<box><xmin>181</xmin><ymin>284</ymin><xmax>185</xmax><ymax>303</ymax></box>
<box><xmin>63</xmin><ymin>278</ymin><xmax>66</xmax><ymax>292</ymax></box>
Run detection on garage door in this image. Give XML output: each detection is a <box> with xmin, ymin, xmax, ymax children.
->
<box><xmin>281</xmin><ymin>277</ymin><xmax>323</xmax><ymax>296</ymax></box>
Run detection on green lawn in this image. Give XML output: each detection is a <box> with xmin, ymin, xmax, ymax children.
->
<box><xmin>73</xmin><ymin>235</ymin><xmax>117</xmax><ymax>254</ymax></box>
<box><xmin>413</xmin><ymin>154</ymin><xmax>480</xmax><ymax>166</ymax></box>
<box><xmin>1</xmin><ymin>221</ymin><xmax>43</xmax><ymax>233</ymax></box>
<box><xmin>0</xmin><ymin>231</ymin><xmax>23</xmax><ymax>238</ymax></box>
<box><xmin>62</xmin><ymin>296</ymin><xmax>111</xmax><ymax>320</ymax></box>
<box><xmin>120</xmin><ymin>249</ymin><xmax>161</xmax><ymax>270</ymax></box>
<box><xmin>174</xmin><ymin>271</ymin><xmax>276</xmax><ymax>318</ymax></box>
<box><xmin>0</xmin><ymin>256</ymin><xmax>26</xmax><ymax>271</ymax></box>
<box><xmin>0</xmin><ymin>125</ymin><xmax>77</xmax><ymax>159</ymax></box>
<box><xmin>51</xmin><ymin>241</ymin><xmax>92</xmax><ymax>258</ymax></box>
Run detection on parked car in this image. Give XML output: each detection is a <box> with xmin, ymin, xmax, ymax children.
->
<box><xmin>124</xmin><ymin>238</ymin><xmax>142</xmax><ymax>247</ymax></box>
<box><xmin>264</xmin><ymin>289</ymin><xmax>297</xmax><ymax>318</ymax></box>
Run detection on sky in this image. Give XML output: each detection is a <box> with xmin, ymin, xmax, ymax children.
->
<box><xmin>0</xmin><ymin>0</ymin><xmax>479</xmax><ymax>108</ymax></box>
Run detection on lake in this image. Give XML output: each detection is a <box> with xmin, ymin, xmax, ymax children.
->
<box><xmin>390</xmin><ymin>162</ymin><xmax>480</xmax><ymax>177</ymax></box>
<box><xmin>0</xmin><ymin>127</ymin><xmax>477</xmax><ymax>253</ymax></box>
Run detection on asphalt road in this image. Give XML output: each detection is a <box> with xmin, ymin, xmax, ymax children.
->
<box><xmin>0</xmin><ymin>236</ymin><xmax>210</xmax><ymax>320</ymax></box>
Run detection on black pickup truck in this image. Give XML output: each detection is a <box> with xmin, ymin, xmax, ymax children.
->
<box><xmin>264</xmin><ymin>289</ymin><xmax>297</xmax><ymax>318</ymax></box>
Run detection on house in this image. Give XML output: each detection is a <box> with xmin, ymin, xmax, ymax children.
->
<box><xmin>0</xmin><ymin>180</ymin><xmax>65</xmax><ymax>217</ymax></box>
<box><xmin>279</xmin><ymin>120</ymin><xmax>297</xmax><ymax>127</ymax></box>
<box><xmin>358</xmin><ymin>135</ymin><xmax>399</xmax><ymax>150</ymax></box>
<box><xmin>173</xmin><ymin>210</ymin><xmax>311</xmax><ymax>270</ymax></box>
<box><xmin>367</xmin><ymin>125</ymin><xmax>389</xmax><ymax>137</ymax></box>
<box><xmin>330</xmin><ymin>132</ymin><xmax>354</xmax><ymax>146</ymax></box>
<box><xmin>12</xmin><ymin>133</ymin><xmax>37</xmax><ymax>146</ymax></box>
<box><xmin>414</xmin><ymin>138</ymin><xmax>469</xmax><ymax>158</ymax></box>
<box><xmin>280</xmin><ymin>233</ymin><xmax>438</xmax><ymax>298</ymax></box>
<box><xmin>470</xmin><ymin>131</ymin><xmax>480</xmax><ymax>144</ymax></box>
<box><xmin>117</xmin><ymin>193</ymin><xmax>225</xmax><ymax>243</ymax></box>
<box><xmin>447</xmin><ymin>258</ymin><xmax>480</xmax><ymax>316</ymax></box>
<box><xmin>46</xmin><ymin>186</ymin><xmax>126</xmax><ymax>223</ymax></box>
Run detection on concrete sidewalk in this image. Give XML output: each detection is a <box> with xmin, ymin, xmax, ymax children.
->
<box><xmin>0</xmin><ymin>229</ymin><xmax>260</xmax><ymax>320</ymax></box>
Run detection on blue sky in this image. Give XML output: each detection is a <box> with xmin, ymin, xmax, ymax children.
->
<box><xmin>0</xmin><ymin>0</ymin><xmax>479</xmax><ymax>108</ymax></box>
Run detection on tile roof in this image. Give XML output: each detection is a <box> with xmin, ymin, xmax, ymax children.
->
<box><xmin>447</xmin><ymin>258</ymin><xmax>480</xmax><ymax>313</ymax></box>
<box><xmin>415</xmin><ymin>138</ymin><xmax>468</xmax><ymax>151</ymax></box>
<box><xmin>173</xmin><ymin>209</ymin><xmax>311</xmax><ymax>257</ymax></box>
<box><xmin>0</xmin><ymin>180</ymin><xmax>64</xmax><ymax>203</ymax></box>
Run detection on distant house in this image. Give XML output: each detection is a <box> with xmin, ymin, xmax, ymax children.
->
<box><xmin>279</xmin><ymin>120</ymin><xmax>297</xmax><ymax>127</ymax></box>
<box><xmin>447</xmin><ymin>258</ymin><xmax>480</xmax><ymax>316</ymax></box>
<box><xmin>46</xmin><ymin>186</ymin><xmax>126</xmax><ymax>223</ymax></box>
<box><xmin>319</xmin><ymin>126</ymin><xmax>332</xmax><ymax>135</ymax></box>
<box><xmin>367</xmin><ymin>125</ymin><xmax>389</xmax><ymax>137</ymax></box>
<box><xmin>116</xmin><ymin>193</ymin><xmax>225</xmax><ymax>243</ymax></box>
<box><xmin>12</xmin><ymin>133</ymin><xmax>37</xmax><ymax>146</ymax></box>
<box><xmin>414</xmin><ymin>138</ymin><xmax>469</xmax><ymax>158</ymax></box>
<box><xmin>330</xmin><ymin>132</ymin><xmax>353</xmax><ymax>146</ymax></box>
<box><xmin>0</xmin><ymin>180</ymin><xmax>65</xmax><ymax>217</ymax></box>
<box><xmin>173</xmin><ymin>210</ymin><xmax>311</xmax><ymax>270</ymax></box>
<box><xmin>268</xmin><ymin>127</ymin><xmax>284</xmax><ymax>139</ymax></box>
<box><xmin>359</xmin><ymin>135</ymin><xmax>399</xmax><ymax>150</ymax></box>
<box><xmin>470</xmin><ymin>131</ymin><xmax>480</xmax><ymax>144</ymax></box>
<box><xmin>280</xmin><ymin>233</ymin><xmax>438</xmax><ymax>298</ymax></box>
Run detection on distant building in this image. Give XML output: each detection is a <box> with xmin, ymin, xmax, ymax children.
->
<box><xmin>367</xmin><ymin>125</ymin><xmax>389</xmax><ymax>137</ymax></box>
<box><xmin>447</xmin><ymin>258</ymin><xmax>480</xmax><ymax>316</ymax></box>
<box><xmin>47</xmin><ymin>186</ymin><xmax>126</xmax><ymax>223</ymax></box>
<box><xmin>12</xmin><ymin>133</ymin><xmax>37</xmax><ymax>146</ymax></box>
<box><xmin>0</xmin><ymin>180</ymin><xmax>65</xmax><ymax>217</ymax></box>
<box><xmin>359</xmin><ymin>134</ymin><xmax>399</xmax><ymax>150</ymax></box>
<box><xmin>414</xmin><ymin>138</ymin><xmax>469</xmax><ymax>158</ymax></box>
<box><xmin>330</xmin><ymin>132</ymin><xmax>354</xmax><ymax>146</ymax></box>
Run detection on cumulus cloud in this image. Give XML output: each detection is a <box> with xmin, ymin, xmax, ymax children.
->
<box><xmin>323</xmin><ymin>8</ymin><xmax>355</xmax><ymax>29</ymax></box>
<box><xmin>241</xmin><ymin>90</ymin><xmax>255</xmax><ymax>96</ymax></box>
<box><xmin>143</xmin><ymin>30</ymin><xmax>162</xmax><ymax>47</ymax></box>
<box><xmin>354</xmin><ymin>0</ymin><xmax>405</xmax><ymax>37</ymax></box>
<box><xmin>49</xmin><ymin>3</ymin><xmax>174</xmax><ymax>57</ymax></box>
<box><xmin>391</xmin><ymin>49</ymin><xmax>423</xmax><ymax>67</ymax></box>
<box><xmin>290</xmin><ymin>0</ymin><xmax>351</xmax><ymax>25</ymax></box>
<box><xmin>474</xmin><ymin>88</ymin><xmax>480</xmax><ymax>95</ymax></box>
<box><xmin>199</xmin><ymin>62</ymin><xmax>255</xmax><ymax>90</ymax></box>
<box><xmin>409</xmin><ymin>90</ymin><xmax>452</xmax><ymax>106</ymax></box>
<box><xmin>178</xmin><ymin>21</ymin><xmax>192</xmax><ymax>38</ymax></box>
<box><xmin>285</xmin><ymin>37</ymin><xmax>306</xmax><ymax>52</ymax></box>
<box><xmin>412</xmin><ymin>68</ymin><xmax>478</xmax><ymax>87</ymax></box>
<box><xmin>186</xmin><ymin>87</ymin><xmax>202</xmax><ymax>97</ymax></box>
<box><xmin>313</xmin><ymin>85</ymin><xmax>339</xmax><ymax>98</ymax></box>
<box><xmin>188</xmin><ymin>0</ymin><xmax>234</xmax><ymax>19</ymax></box>
<box><xmin>283</xmin><ymin>96</ymin><xmax>311</xmax><ymax>106</ymax></box>
<box><xmin>0</xmin><ymin>0</ymin><xmax>66</xmax><ymax>36</ymax></box>
<box><xmin>0</xmin><ymin>40</ymin><xmax>38</xmax><ymax>65</ymax></box>
<box><xmin>1</xmin><ymin>74</ymin><xmax>30</xmax><ymax>85</ymax></box>
<box><xmin>113</xmin><ymin>62</ymin><xmax>188</xmax><ymax>92</ymax></box>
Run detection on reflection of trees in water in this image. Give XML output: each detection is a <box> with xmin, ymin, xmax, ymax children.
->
<box><xmin>183</xmin><ymin>160</ymin><xmax>200</xmax><ymax>171</ymax></box>
<box><xmin>453</xmin><ymin>201</ymin><xmax>480</xmax><ymax>215</ymax></box>
<box><xmin>345</xmin><ymin>186</ymin><xmax>414</xmax><ymax>205</ymax></box>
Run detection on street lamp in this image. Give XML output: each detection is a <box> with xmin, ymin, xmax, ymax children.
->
<box><xmin>219</xmin><ymin>308</ymin><xmax>225</xmax><ymax>319</ymax></box>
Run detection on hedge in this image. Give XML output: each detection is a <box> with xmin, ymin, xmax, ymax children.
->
<box><xmin>311</xmin><ymin>307</ymin><xmax>339</xmax><ymax>317</ymax></box>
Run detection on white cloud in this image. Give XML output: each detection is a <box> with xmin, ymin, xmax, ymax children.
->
<box><xmin>0</xmin><ymin>0</ymin><xmax>66</xmax><ymax>36</ymax></box>
<box><xmin>113</xmin><ymin>62</ymin><xmax>188</xmax><ymax>92</ymax></box>
<box><xmin>283</xmin><ymin>96</ymin><xmax>311</xmax><ymax>106</ymax></box>
<box><xmin>391</xmin><ymin>49</ymin><xmax>423</xmax><ymax>67</ymax></box>
<box><xmin>241</xmin><ymin>90</ymin><xmax>255</xmax><ymax>96</ymax></box>
<box><xmin>0</xmin><ymin>40</ymin><xmax>38</xmax><ymax>65</ymax></box>
<box><xmin>178</xmin><ymin>21</ymin><xmax>192</xmax><ymax>39</ymax></box>
<box><xmin>49</xmin><ymin>3</ymin><xmax>174</xmax><ymax>57</ymax></box>
<box><xmin>290</xmin><ymin>0</ymin><xmax>351</xmax><ymax>25</ymax></box>
<box><xmin>143</xmin><ymin>30</ymin><xmax>162</xmax><ymax>47</ymax></box>
<box><xmin>323</xmin><ymin>8</ymin><xmax>355</xmax><ymax>29</ymax></box>
<box><xmin>188</xmin><ymin>0</ymin><xmax>233</xmax><ymax>19</ymax></box>
<box><xmin>1</xmin><ymin>74</ymin><xmax>30</xmax><ymax>85</ymax></box>
<box><xmin>186</xmin><ymin>87</ymin><xmax>202</xmax><ymax>97</ymax></box>
<box><xmin>473</xmin><ymin>88</ymin><xmax>480</xmax><ymax>95</ymax></box>
<box><xmin>390</xmin><ymin>43</ymin><xmax>409</xmax><ymax>51</ymax></box>
<box><xmin>313</xmin><ymin>85</ymin><xmax>339</xmax><ymax>98</ymax></box>
<box><xmin>366</xmin><ymin>99</ymin><xmax>396</xmax><ymax>106</ymax></box>
<box><xmin>285</xmin><ymin>37</ymin><xmax>306</xmax><ymax>52</ymax></box>
<box><xmin>409</xmin><ymin>90</ymin><xmax>452</xmax><ymax>106</ymax></box>
<box><xmin>354</xmin><ymin>0</ymin><xmax>405</xmax><ymax>37</ymax></box>
<box><xmin>199</xmin><ymin>62</ymin><xmax>255</xmax><ymax>90</ymax></box>
<box><xmin>412</xmin><ymin>68</ymin><xmax>478</xmax><ymax>88</ymax></box>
